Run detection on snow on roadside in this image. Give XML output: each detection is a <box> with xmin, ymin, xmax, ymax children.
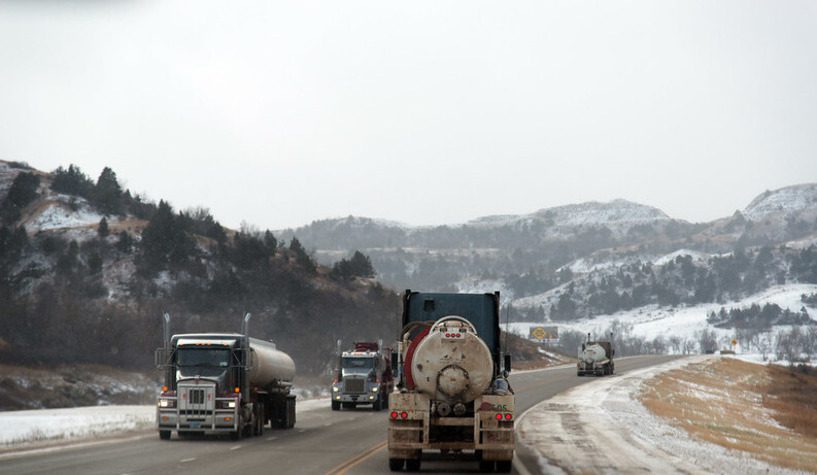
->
<box><xmin>0</xmin><ymin>398</ymin><xmax>330</xmax><ymax>449</ymax></box>
<box><xmin>0</xmin><ymin>406</ymin><xmax>154</xmax><ymax>447</ymax></box>
<box><xmin>516</xmin><ymin>357</ymin><xmax>802</xmax><ymax>475</ymax></box>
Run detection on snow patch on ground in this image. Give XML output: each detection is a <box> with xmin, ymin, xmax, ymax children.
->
<box><xmin>0</xmin><ymin>406</ymin><xmax>154</xmax><ymax>447</ymax></box>
<box><xmin>0</xmin><ymin>397</ymin><xmax>329</xmax><ymax>449</ymax></box>
<box><xmin>516</xmin><ymin>357</ymin><xmax>802</xmax><ymax>474</ymax></box>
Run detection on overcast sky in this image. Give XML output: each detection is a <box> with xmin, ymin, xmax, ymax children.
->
<box><xmin>1</xmin><ymin>1</ymin><xmax>816</xmax><ymax>230</ymax></box>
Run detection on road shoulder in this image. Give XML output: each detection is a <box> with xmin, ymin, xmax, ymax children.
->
<box><xmin>516</xmin><ymin>356</ymin><xmax>802</xmax><ymax>474</ymax></box>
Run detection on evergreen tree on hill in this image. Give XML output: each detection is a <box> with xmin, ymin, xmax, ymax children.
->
<box><xmin>1</xmin><ymin>172</ymin><xmax>40</xmax><ymax>224</ymax></box>
<box><xmin>138</xmin><ymin>200</ymin><xmax>195</xmax><ymax>274</ymax></box>
<box><xmin>289</xmin><ymin>237</ymin><xmax>316</xmax><ymax>273</ymax></box>
<box><xmin>98</xmin><ymin>217</ymin><xmax>109</xmax><ymax>238</ymax></box>
<box><xmin>93</xmin><ymin>167</ymin><xmax>124</xmax><ymax>215</ymax></box>
<box><xmin>51</xmin><ymin>165</ymin><xmax>94</xmax><ymax>198</ymax></box>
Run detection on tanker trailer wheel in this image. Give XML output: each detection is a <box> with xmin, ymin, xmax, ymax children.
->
<box><xmin>405</xmin><ymin>457</ymin><xmax>421</xmax><ymax>472</ymax></box>
<box><xmin>496</xmin><ymin>460</ymin><xmax>512</xmax><ymax>472</ymax></box>
<box><xmin>254</xmin><ymin>403</ymin><xmax>265</xmax><ymax>436</ymax></box>
<box><xmin>331</xmin><ymin>400</ymin><xmax>340</xmax><ymax>411</ymax></box>
<box><xmin>389</xmin><ymin>458</ymin><xmax>405</xmax><ymax>471</ymax></box>
<box><xmin>159</xmin><ymin>430</ymin><xmax>171</xmax><ymax>440</ymax></box>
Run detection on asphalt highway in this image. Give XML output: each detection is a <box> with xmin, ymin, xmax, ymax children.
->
<box><xmin>0</xmin><ymin>355</ymin><xmax>681</xmax><ymax>475</ymax></box>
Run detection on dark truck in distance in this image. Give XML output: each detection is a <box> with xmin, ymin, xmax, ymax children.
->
<box><xmin>155</xmin><ymin>314</ymin><xmax>296</xmax><ymax>440</ymax></box>
<box><xmin>331</xmin><ymin>341</ymin><xmax>394</xmax><ymax>411</ymax></box>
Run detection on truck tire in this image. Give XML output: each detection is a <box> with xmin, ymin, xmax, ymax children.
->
<box><xmin>255</xmin><ymin>403</ymin><xmax>265</xmax><ymax>436</ymax></box>
<box><xmin>405</xmin><ymin>458</ymin><xmax>421</xmax><ymax>472</ymax></box>
<box><xmin>159</xmin><ymin>430</ymin><xmax>171</xmax><ymax>440</ymax></box>
<box><xmin>496</xmin><ymin>460</ymin><xmax>512</xmax><ymax>472</ymax></box>
<box><xmin>374</xmin><ymin>394</ymin><xmax>384</xmax><ymax>411</ymax></box>
<box><xmin>479</xmin><ymin>460</ymin><xmax>494</xmax><ymax>472</ymax></box>
<box><xmin>230</xmin><ymin>429</ymin><xmax>241</xmax><ymax>441</ymax></box>
<box><xmin>331</xmin><ymin>400</ymin><xmax>340</xmax><ymax>411</ymax></box>
<box><xmin>389</xmin><ymin>458</ymin><xmax>404</xmax><ymax>471</ymax></box>
<box><xmin>286</xmin><ymin>395</ymin><xmax>296</xmax><ymax>429</ymax></box>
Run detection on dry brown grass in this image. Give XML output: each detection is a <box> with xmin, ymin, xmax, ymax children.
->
<box><xmin>640</xmin><ymin>358</ymin><xmax>817</xmax><ymax>473</ymax></box>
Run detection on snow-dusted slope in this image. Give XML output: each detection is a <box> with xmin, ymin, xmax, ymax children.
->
<box><xmin>510</xmin><ymin>283</ymin><xmax>817</xmax><ymax>343</ymax></box>
<box><xmin>744</xmin><ymin>183</ymin><xmax>817</xmax><ymax>220</ymax></box>
<box><xmin>468</xmin><ymin>199</ymin><xmax>671</xmax><ymax>230</ymax></box>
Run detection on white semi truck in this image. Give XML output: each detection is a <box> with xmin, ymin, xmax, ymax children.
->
<box><xmin>155</xmin><ymin>314</ymin><xmax>296</xmax><ymax>440</ymax></box>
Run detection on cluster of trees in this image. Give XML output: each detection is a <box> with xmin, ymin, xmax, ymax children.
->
<box><xmin>0</xmin><ymin>164</ymin><xmax>396</xmax><ymax>373</ymax></box>
<box><xmin>546</xmin><ymin>246</ymin><xmax>817</xmax><ymax>321</ymax></box>
<box><xmin>707</xmin><ymin>303</ymin><xmax>814</xmax><ymax>329</ymax></box>
<box><xmin>551</xmin><ymin>320</ymin><xmax>699</xmax><ymax>357</ymax></box>
<box><xmin>803</xmin><ymin>292</ymin><xmax>817</xmax><ymax>306</ymax></box>
<box><xmin>543</xmin><ymin>319</ymin><xmax>817</xmax><ymax>365</ymax></box>
<box><xmin>330</xmin><ymin>251</ymin><xmax>375</xmax><ymax>280</ymax></box>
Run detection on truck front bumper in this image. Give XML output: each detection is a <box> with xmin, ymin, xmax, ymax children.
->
<box><xmin>157</xmin><ymin>406</ymin><xmax>239</xmax><ymax>432</ymax></box>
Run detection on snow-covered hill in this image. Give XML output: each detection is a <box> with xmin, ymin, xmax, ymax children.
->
<box><xmin>744</xmin><ymin>184</ymin><xmax>817</xmax><ymax>221</ymax></box>
<box><xmin>510</xmin><ymin>283</ymin><xmax>817</xmax><ymax>344</ymax></box>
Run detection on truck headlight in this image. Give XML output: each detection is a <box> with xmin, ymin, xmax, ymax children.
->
<box><xmin>158</xmin><ymin>399</ymin><xmax>176</xmax><ymax>408</ymax></box>
<box><xmin>371</xmin><ymin>386</ymin><xmax>379</xmax><ymax>392</ymax></box>
<box><xmin>228</xmin><ymin>401</ymin><xmax>236</xmax><ymax>409</ymax></box>
<box><xmin>333</xmin><ymin>386</ymin><xmax>340</xmax><ymax>392</ymax></box>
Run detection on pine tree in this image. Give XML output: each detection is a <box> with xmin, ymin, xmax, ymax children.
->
<box><xmin>138</xmin><ymin>200</ymin><xmax>194</xmax><ymax>273</ymax></box>
<box><xmin>98</xmin><ymin>217</ymin><xmax>109</xmax><ymax>238</ymax></box>
<box><xmin>1</xmin><ymin>172</ymin><xmax>40</xmax><ymax>223</ymax></box>
<box><xmin>93</xmin><ymin>167</ymin><xmax>124</xmax><ymax>215</ymax></box>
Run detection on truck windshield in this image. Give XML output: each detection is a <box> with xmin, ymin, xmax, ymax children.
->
<box><xmin>177</xmin><ymin>348</ymin><xmax>231</xmax><ymax>368</ymax></box>
<box><xmin>342</xmin><ymin>357</ymin><xmax>375</xmax><ymax>371</ymax></box>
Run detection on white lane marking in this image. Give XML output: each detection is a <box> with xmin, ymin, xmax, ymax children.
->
<box><xmin>229</xmin><ymin>445</ymin><xmax>242</xmax><ymax>451</ymax></box>
<box><xmin>266</xmin><ymin>436</ymin><xmax>278</xmax><ymax>441</ymax></box>
<box><xmin>323</xmin><ymin>422</ymin><xmax>332</xmax><ymax>426</ymax></box>
<box><xmin>180</xmin><ymin>458</ymin><xmax>196</xmax><ymax>463</ymax></box>
<box><xmin>297</xmin><ymin>429</ymin><xmax>305</xmax><ymax>433</ymax></box>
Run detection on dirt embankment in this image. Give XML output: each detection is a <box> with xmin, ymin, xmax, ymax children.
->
<box><xmin>0</xmin><ymin>364</ymin><xmax>157</xmax><ymax>411</ymax></box>
<box><xmin>641</xmin><ymin>358</ymin><xmax>817</xmax><ymax>473</ymax></box>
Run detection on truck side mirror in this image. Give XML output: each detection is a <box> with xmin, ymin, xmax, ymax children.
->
<box><xmin>503</xmin><ymin>354</ymin><xmax>511</xmax><ymax>374</ymax></box>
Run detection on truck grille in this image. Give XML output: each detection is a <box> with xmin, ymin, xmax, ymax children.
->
<box><xmin>178</xmin><ymin>382</ymin><xmax>215</xmax><ymax>417</ymax></box>
<box><xmin>343</xmin><ymin>378</ymin><xmax>365</xmax><ymax>394</ymax></box>
<box><xmin>189</xmin><ymin>389</ymin><xmax>205</xmax><ymax>404</ymax></box>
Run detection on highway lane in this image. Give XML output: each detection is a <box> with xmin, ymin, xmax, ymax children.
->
<box><xmin>342</xmin><ymin>355</ymin><xmax>681</xmax><ymax>474</ymax></box>
<box><xmin>0</xmin><ymin>355</ymin><xmax>681</xmax><ymax>475</ymax></box>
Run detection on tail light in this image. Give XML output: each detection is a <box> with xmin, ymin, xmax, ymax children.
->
<box><xmin>504</xmin><ymin>413</ymin><xmax>512</xmax><ymax>420</ymax></box>
<box><xmin>400</xmin><ymin>411</ymin><xmax>408</xmax><ymax>420</ymax></box>
<box><xmin>390</xmin><ymin>411</ymin><xmax>398</xmax><ymax>419</ymax></box>
<box><xmin>495</xmin><ymin>413</ymin><xmax>503</xmax><ymax>421</ymax></box>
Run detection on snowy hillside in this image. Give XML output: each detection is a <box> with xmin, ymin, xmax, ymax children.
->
<box><xmin>744</xmin><ymin>183</ymin><xmax>817</xmax><ymax>221</ymax></box>
<box><xmin>510</xmin><ymin>283</ymin><xmax>817</xmax><ymax>347</ymax></box>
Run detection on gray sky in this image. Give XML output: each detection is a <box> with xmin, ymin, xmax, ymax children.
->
<box><xmin>1</xmin><ymin>1</ymin><xmax>816</xmax><ymax>230</ymax></box>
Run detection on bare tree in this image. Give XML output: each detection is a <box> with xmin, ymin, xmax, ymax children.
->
<box><xmin>696</xmin><ymin>328</ymin><xmax>718</xmax><ymax>354</ymax></box>
<box><xmin>682</xmin><ymin>339</ymin><xmax>697</xmax><ymax>355</ymax></box>
<box><xmin>668</xmin><ymin>336</ymin><xmax>682</xmax><ymax>354</ymax></box>
<box><xmin>775</xmin><ymin>327</ymin><xmax>803</xmax><ymax>365</ymax></box>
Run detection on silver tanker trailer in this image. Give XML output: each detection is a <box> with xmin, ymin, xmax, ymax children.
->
<box><xmin>577</xmin><ymin>333</ymin><xmax>615</xmax><ymax>376</ymax></box>
<box><xmin>155</xmin><ymin>314</ymin><xmax>296</xmax><ymax>440</ymax></box>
